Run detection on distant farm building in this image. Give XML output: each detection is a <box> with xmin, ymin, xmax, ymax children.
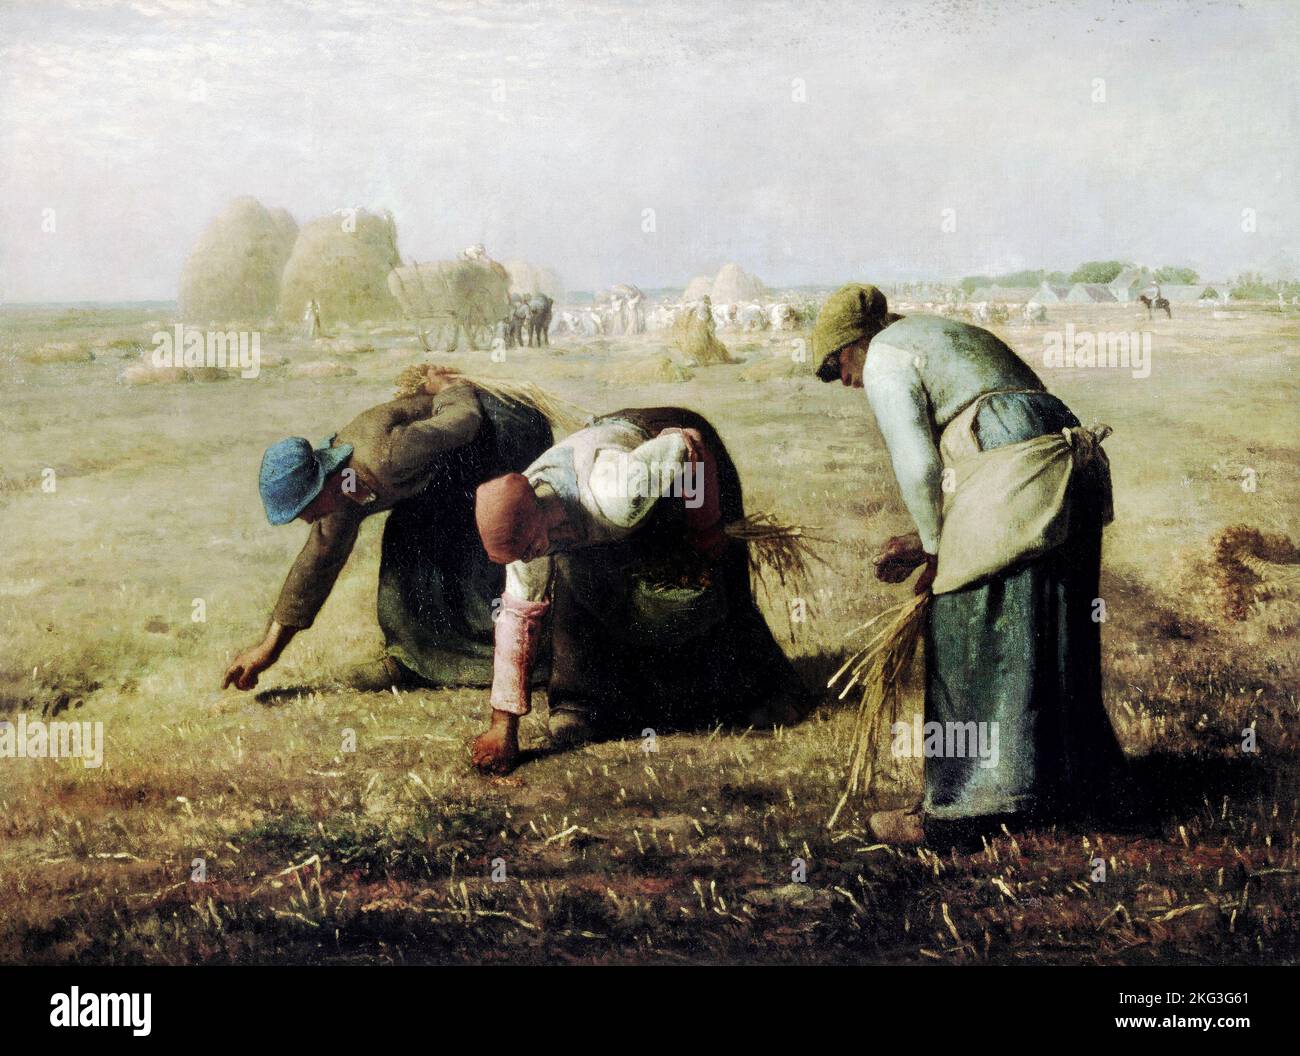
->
<box><xmin>1033</xmin><ymin>282</ymin><xmax>1071</xmax><ymax>304</ymax></box>
<box><xmin>1108</xmin><ymin>268</ymin><xmax>1155</xmax><ymax>302</ymax></box>
<box><xmin>1160</xmin><ymin>284</ymin><xmax>1212</xmax><ymax>303</ymax></box>
<box><xmin>970</xmin><ymin>285</ymin><xmax>1035</xmax><ymax>303</ymax></box>
<box><xmin>1065</xmin><ymin>283</ymin><xmax>1117</xmax><ymax>303</ymax></box>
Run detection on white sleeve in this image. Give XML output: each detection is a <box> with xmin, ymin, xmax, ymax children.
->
<box><xmin>864</xmin><ymin>345</ymin><xmax>943</xmax><ymax>553</ymax></box>
<box><xmin>504</xmin><ymin>556</ymin><xmax>553</xmax><ymax>603</ymax></box>
<box><xmin>587</xmin><ymin>432</ymin><xmax>689</xmax><ymax>529</ymax></box>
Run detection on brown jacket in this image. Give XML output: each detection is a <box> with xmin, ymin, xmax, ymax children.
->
<box><xmin>272</xmin><ymin>382</ymin><xmax>482</xmax><ymax>628</ymax></box>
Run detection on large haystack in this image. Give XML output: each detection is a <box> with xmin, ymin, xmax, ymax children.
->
<box><xmin>278</xmin><ymin>209</ymin><xmax>402</xmax><ymax>325</ymax></box>
<box><xmin>178</xmin><ymin>196</ymin><xmax>297</xmax><ymax>323</ymax></box>
<box><xmin>711</xmin><ymin>263</ymin><xmax>768</xmax><ymax>303</ymax></box>
<box><xmin>503</xmin><ymin>259</ymin><xmax>565</xmax><ymax>301</ymax></box>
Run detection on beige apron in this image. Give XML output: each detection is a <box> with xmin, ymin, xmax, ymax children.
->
<box><xmin>932</xmin><ymin>391</ymin><xmax>1113</xmax><ymax>595</ymax></box>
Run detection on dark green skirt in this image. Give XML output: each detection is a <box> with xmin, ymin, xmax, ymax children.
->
<box><xmin>376</xmin><ymin>392</ymin><xmax>553</xmax><ymax>686</ymax></box>
<box><xmin>547</xmin><ymin>408</ymin><xmax>809</xmax><ymax>730</ymax></box>
<box><xmin>924</xmin><ymin>391</ymin><xmax>1125</xmax><ymax>821</ymax></box>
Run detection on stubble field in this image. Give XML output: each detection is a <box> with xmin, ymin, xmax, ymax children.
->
<box><xmin>0</xmin><ymin>300</ymin><xmax>1297</xmax><ymax>964</ymax></box>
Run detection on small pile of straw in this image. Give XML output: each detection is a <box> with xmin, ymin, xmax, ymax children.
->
<box><xmin>724</xmin><ymin>512</ymin><xmax>828</xmax><ymax>605</ymax></box>
<box><xmin>826</xmin><ymin>593</ymin><xmax>929</xmax><ymax>829</ymax></box>
<box><xmin>1173</xmin><ymin>524</ymin><xmax>1300</xmax><ymax>630</ymax></box>
<box><xmin>393</xmin><ymin>364</ymin><xmax>591</xmax><ymax>435</ymax></box>
<box><xmin>1210</xmin><ymin>524</ymin><xmax>1300</xmax><ymax>621</ymax></box>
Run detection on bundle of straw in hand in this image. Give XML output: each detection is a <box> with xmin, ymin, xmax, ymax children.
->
<box><xmin>723</xmin><ymin>512</ymin><xmax>829</xmax><ymax>608</ymax></box>
<box><xmin>825</xmin><ymin>592</ymin><xmax>929</xmax><ymax>829</ymax></box>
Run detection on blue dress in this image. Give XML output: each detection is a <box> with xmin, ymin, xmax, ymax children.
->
<box><xmin>923</xmin><ymin>391</ymin><xmax>1125</xmax><ymax>820</ymax></box>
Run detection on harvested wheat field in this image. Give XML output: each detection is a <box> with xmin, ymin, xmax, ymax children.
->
<box><xmin>1</xmin><ymin>300</ymin><xmax>1297</xmax><ymax>965</ymax></box>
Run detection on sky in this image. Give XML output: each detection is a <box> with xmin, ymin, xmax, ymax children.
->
<box><xmin>0</xmin><ymin>0</ymin><xmax>1297</xmax><ymax>302</ymax></box>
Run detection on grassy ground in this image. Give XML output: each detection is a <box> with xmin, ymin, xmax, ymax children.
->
<box><xmin>0</xmin><ymin>301</ymin><xmax>1298</xmax><ymax>964</ymax></box>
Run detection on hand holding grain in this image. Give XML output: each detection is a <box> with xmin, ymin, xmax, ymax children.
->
<box><xmin>873</xmin><ymin>532</ymin><xmax>928</xmax><ymax>583</ymax></box>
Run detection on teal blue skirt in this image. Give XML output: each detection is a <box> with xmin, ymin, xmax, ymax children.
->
<box><xmin>924</xmin><ymin>391</ymin><xmax>1125</xmax><ymax>821</ymax></box>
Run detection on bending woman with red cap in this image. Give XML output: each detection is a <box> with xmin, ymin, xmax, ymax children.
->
<box><xmin>471</xmin><ymin>408</ymin><xmax>810</xmax><ymax>774</ymax></box>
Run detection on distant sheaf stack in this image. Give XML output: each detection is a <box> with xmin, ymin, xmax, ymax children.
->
<box><xmin>177</xmin><ymin>198</ymin><xmax>403</xmax><ymax>325</ymax></box>
<box><xmin>178</xmin><ymin>196</ymin><xmax>298</xmax><ymax>323</ymax></box>
<box><xmin>277</xmin><ymin>209</ymin><xmax>403</xmax><ymax>324</ymax></box>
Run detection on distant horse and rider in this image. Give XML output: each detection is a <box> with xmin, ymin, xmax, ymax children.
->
<box><xmin>1139</xmin><ymin>288</ymin><xmax>1172</xmax><ymax>319</ymax></box>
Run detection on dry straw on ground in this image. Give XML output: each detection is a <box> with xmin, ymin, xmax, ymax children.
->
<box><xmin>600</xmin><ymin>353</ymin><xmax>694</xmax><ymax>385</ymax></box>
<box><xmin>1174</xmin><ymin>524</ymin><xmax>1300</xmax><ymax>631</ymax></box>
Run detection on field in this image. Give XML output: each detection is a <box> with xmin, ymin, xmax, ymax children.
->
<box><xmin>1</xmin><ymin>301</ymin><xmax>1298</xmax><ymax>965</ymax></box>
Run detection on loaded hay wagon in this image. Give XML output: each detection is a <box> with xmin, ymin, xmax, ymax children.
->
<box><xmin>388</xmin><ymin>258</ymin><xmax>511</xmax><ymax>352</ymax></box>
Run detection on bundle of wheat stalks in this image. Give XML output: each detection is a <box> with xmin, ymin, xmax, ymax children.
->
<box><xmin>394</xmin><ymin>364</ymin><xmax>591</xmax><ymax>435</ymax></box>
<box><xmin>825</xmin><ymin>592</ymin><xmax>929</xmax><ymax>829</ymax></box>
<box><xmin>723</xmin><ymin>512</ymin><xmax>828</xmax><ymax>605</ymax></box>
<box><xmin>1172</xmin><ymin>524</ymin><xmax>1300</xmax><ymax>630</ymax></box>
<box><xmin>1209</xmin><ymin>524</ymin><xmax>1300</xmax><ymax>622</ymax></box>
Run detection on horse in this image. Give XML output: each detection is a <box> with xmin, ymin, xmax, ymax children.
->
<box><xmin>525</xmin><ymin>293</ymin><xmax>553</xmax><ymax>346</ymax></box>
<box><xmin>1139</xmin><ymin>292</ymin><xmax>1172</xmax><ymax>319</ymax></box>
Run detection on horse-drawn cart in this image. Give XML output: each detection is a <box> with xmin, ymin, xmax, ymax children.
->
<box><xmin>387</xmin><ymin>258</ymin><xmax>511</xmax><ymax>351</ymax></box>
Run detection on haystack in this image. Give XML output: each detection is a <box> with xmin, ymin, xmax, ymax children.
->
<box><xmin>503</xmin><ymin>259</ymin><xmax>565</xmax><ymax>301</ymax></box>
<box><xmin>278</xmin><ymin>209</ymin><xmax>402</xmax><ymax>325</ymax></box>
<box><xmin>711</xmin><ymin>263</ymin><xmax>767</xmax><ymax>303</ymax></box>
<box><xmin>672</xmin><ymin>311</ymin><xmax>732</xmax><ymax>365</ymax></box>
<box><xmin>178</xmin><ymin>196</ymin><xmax>297</xmax><ymax>323</ymax></box>
<box><xmin>683</xmin><ymin>275</ymin><xmax>713</xmax><ymax>301</ymax></box>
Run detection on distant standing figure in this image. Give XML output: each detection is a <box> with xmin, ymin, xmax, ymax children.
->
<box><xmin>303</xmin><ymin>298</ymin><xmax>322</xmax><ymax>339</ymax></box>
<box><xmin>628</xmin><ymin>289</ymin><xmax>646</xmax><ymax>334</ymax></box>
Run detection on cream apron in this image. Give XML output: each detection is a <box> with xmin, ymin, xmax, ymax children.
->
<box><xmin>932</xmin><ymin>390</ymin><xmax>1113</xmax><ymax>594</ymax></box>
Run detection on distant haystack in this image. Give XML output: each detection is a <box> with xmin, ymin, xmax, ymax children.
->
<box><xmin>683</xmin><ymin>275</ymin><xmax>713</xmax><ymax>301</ymax></box>
<box><xmin>711</xmin><ymin>263</ymin><xmax>767</xmax><ymax>303</ymax></box>
<box><xmin>268</xmin><ymin>207</ymin><xmax>299</xmax><ymax>247</ymax></box>
<box><xmin>503</xmin><ymin>259</ymin><xmax>565</xmax><ymax>301</ymax></box>
<box><xmin>278</xmin><ymin>209</ymin><xmax>402</xmax><ymax>325</ymax></box>
<box><xmin>178</xmin><ymin>196</ymin><xmax>297</xmax><ymax>323</ymax></box>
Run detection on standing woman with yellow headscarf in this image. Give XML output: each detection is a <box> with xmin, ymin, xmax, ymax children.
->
<box><xmin>814</xmin><ymin>285</ymin><xmax>1126</xmax><ymax>846</ymax></box>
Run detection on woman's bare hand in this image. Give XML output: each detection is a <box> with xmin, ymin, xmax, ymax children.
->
<box><xmin>873</xmin><ymin>532</ymin><xmax>927</xmax><ymax>583</ymax></box>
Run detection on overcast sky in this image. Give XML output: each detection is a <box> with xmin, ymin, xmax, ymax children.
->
<box><xmin>1</xmin><ymin>0</ymin><xmax>1297</xmax><ymax>302</ymax></box>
